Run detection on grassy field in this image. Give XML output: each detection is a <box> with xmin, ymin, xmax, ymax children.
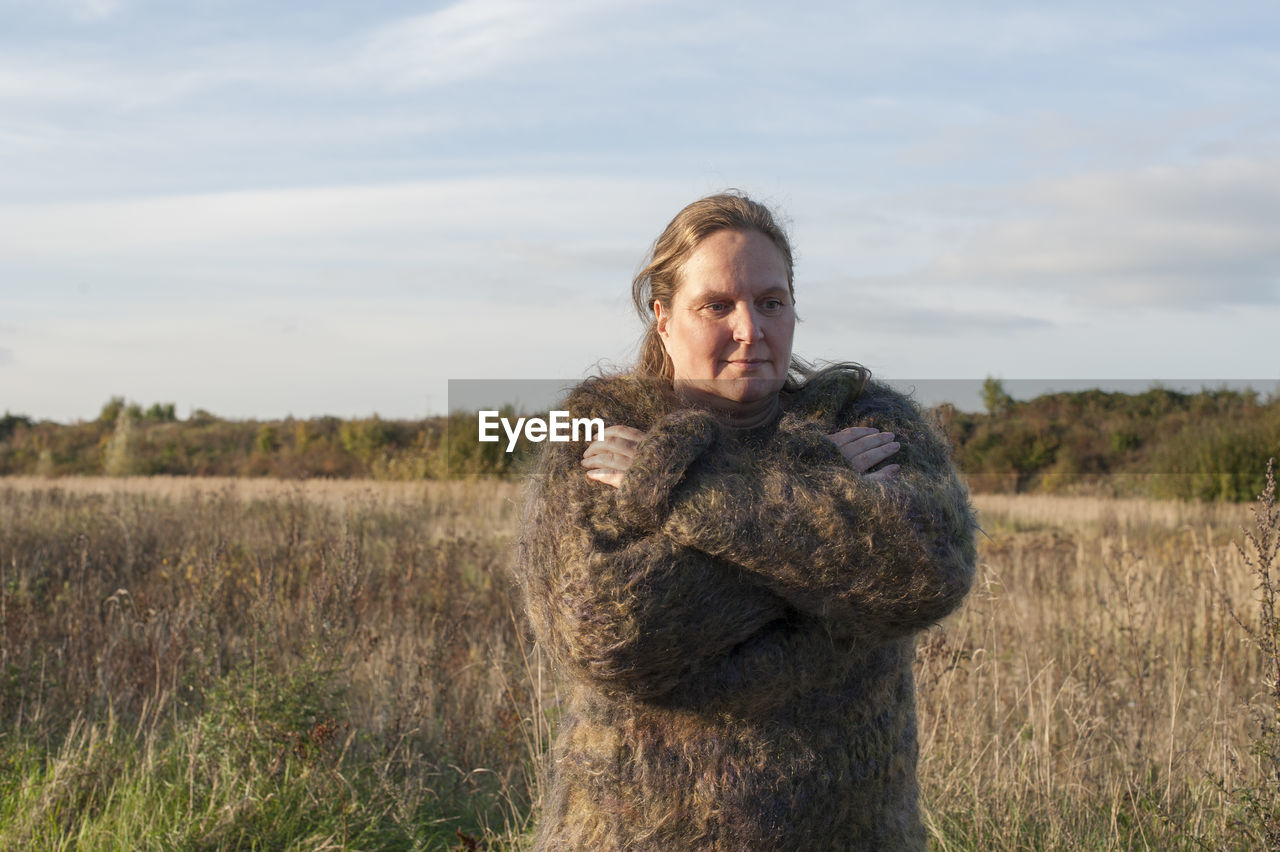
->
<box><xmin>1</xmin><ymin>475</ymin><xmax>1276</xmax><ymax>850</ymax></box>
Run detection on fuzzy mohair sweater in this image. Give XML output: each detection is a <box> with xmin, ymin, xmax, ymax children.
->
<box><xmin>517</xmin><ymin>368</ymin><xmax>976</xmax><ymax>851</ymax></box>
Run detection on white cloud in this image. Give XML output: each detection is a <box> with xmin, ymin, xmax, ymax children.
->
<box><xmin>923</xmin><ymin>158</ymin><xmax>1280</xmax><ymax>308</ymax></box>
<box><xmin>0</xmin><ymin>175</ymin><xmax>692</xmax><ymax>259</ymax></box>
<box><xmin>351</xmin><ymin>0</ymin><xmax>604</xmax><ymax>89</ymax></box>
<box><xmin>0</xmin><ymin>0</ymin><xmax>641</xmax><ymax>117</ymax></box>
<box><xmin>5</xmin><ymin>296</ymin><xmax>637</xmax><ymax>420</ymax></box>
<box><xmin>70</xmin><ymin>0</ymin><xmax>123</xmax><ymax>21</ymax></box>
<box><xmin>807</xmin><ymin>289</ymin><xmax>1056</xmax><ymax>337</ymax></box>
<box><xmin>0</xmin><ymin>176</ymin><xmax>694</xmax><ymax>320</ymax></box>
<box><xmin>1</xmin><ymin>0</ymin><xmax>125</xmax><ymax>23</ymax></box>
<box><xmin>0</xmin><ymin>55</ymin><xmax>263</xmax><ymax>108</ymax></box>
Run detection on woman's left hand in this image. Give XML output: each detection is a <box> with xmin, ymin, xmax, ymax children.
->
<box><xmin>581</xmin><ymin>425</ymin><xmax>646</xmax><ymax>489</ymax></box>
<box><xmin>827</xmin><ymin>427</ymin><xmax>900</xmax><ymax>481</ymax></box>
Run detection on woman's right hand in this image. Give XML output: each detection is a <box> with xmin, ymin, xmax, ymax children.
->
<box><xmin>826</xmin><ymin>427</ymin><xmax>900</xmax><ymax>481</ymax></box>
<box><xmin>581</xmin><ymin>425</ymin><xmax>647</xmax><ymax>489</ymax></box>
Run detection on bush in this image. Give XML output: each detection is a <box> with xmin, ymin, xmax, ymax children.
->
<box><xmin>1212</xmin><ymin>460</ymin><xmax>1280</xmax><ymax>845</ymax></box>
<box><xmin>1153</xmin><ymin>419</ymin><xmax>1280</xmax><ymax>501</ymax></box>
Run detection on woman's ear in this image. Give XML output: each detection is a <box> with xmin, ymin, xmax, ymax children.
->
<box><xmin>654</xmin><ymin>301</ymin><xmax>669</xmax><ymax>343</ymax></box>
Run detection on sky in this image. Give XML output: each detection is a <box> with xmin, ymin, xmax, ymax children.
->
<box><xmin>2</xmin><ymin>0</ymin><xmax>1278</xmax><ymax>421</ymax></box>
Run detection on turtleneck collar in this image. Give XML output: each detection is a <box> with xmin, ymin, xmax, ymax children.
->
<box><xmin>672</xmin><ymin>382</ymin><xmax>783</xmax><ymax>432</ymax></box>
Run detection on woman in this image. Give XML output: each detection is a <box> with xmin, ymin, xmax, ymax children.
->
<box><xmin>518</xmin><ymin>193</ymin><xmax>976</xmax><ymax>850</ymax></box>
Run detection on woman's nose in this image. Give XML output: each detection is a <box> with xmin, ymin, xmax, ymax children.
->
<box><xmin>731</xmin><ymin>305</ymin><xmax>764</xmax><ymax>342</ymax></box>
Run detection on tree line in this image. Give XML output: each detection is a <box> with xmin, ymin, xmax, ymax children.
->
<box><xmin>2</xmin><ymin>383</ymin><xmax>1277</xmax><ymax>500</ymax></box>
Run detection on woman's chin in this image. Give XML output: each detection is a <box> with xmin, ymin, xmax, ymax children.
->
<box><xmin>678</xmin><ymin>376</ymin><xmax>785</xmax><ymax>410</ymax></box>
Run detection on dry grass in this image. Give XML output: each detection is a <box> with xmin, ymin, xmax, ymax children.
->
<box><xmin>1</xmin><ymin>476</ymin><xmax>1275</xmax><ymax>849</ymax></box>
<box><xmin>0</xmin><ymin>475</ymin><xmax>538</xmax><ymax>849</ymax></box>
<box><xmin>918</xmin><ymin>492</ymin><xmax>1271</xmax><ymax>849</ymax></box>
<box><xmin>972</xmin><ymin>491</ymin><xmax>1251</xmax><ymax>534</ymax></box>
<box><xmin>0</xmin><ymin>475</ymin><xmax>522</xmax><ymax>529</ymax></box>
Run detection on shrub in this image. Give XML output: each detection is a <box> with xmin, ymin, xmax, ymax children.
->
<box><xmin>1213</xmin><ymin>460</ymin><xmax>1280</xmax><ymax>845</ymax></box>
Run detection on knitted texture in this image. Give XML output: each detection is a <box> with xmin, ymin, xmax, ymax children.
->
<box><xmin>517</xmin><ymin>368</ymin><xmax>976</xmax><ymax>851</ymax></box>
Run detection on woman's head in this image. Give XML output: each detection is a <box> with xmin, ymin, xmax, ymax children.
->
<box><xmin>633</xmin><ymin>193</ymin><xmax>798</xmax><ymax>410</ymax></box>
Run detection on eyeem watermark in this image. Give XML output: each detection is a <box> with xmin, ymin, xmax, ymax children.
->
<box><xmin>478</xmin><ymin>410</ymin><xmax>605</xmax><ymax>452</ymax></box>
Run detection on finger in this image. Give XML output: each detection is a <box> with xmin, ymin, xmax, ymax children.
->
<box><xmin>834</xmin><ymin>432</ymin><xmax>897</xmax><ymax>464</ymax></box>
<box><xmin>584</xmin><ymin>469</ymin><xmax>623</xmax><ymax>489</ymax></box>
<box><xmin>833</xmin><ymin>426</ymin><xmax>880</xmax><ymax>437</ymax></box>
<box><xmin>846</xmin><ymin>441</ymin><xmax>900</xmax><ymax>472</ymax></box>
<box><xmin>590</xmin><ymin>425</ymin><xmax>644</xmax><ymax>449</ymax></box>
<box><xmin>580</xmin><ymin>451</ymin><xmax>632</xmax><ymax>471</ymax></box>
<box><xmin>582</xmin><ymin>426</ymin><xmax>644</xmax><ymax>459</ymax></box>
<box><xmin>583</xmin><ymin>438</ymin><xmax>638</xmax><ymax>460</ymax></box>
<box><xmin>832</xmin><ymin>429</ymin><xmax>894</xmax><ymax>451</ymax></box>
<box><xmin>864</xmin><ymin>464</ymin><xmax>900</xmax><ymax>482</ymax></box>
<box><xmin>845</xmin><ymin>431</ymin><xmax>895</xmax><ymax>451</ymax></box>
<box><xmin>602</xmin><ymin>425</ymin><xmax>646</xmax><ymax>442</ymax></box>
<box><xmin>826</xmin><ymin>426</ymin><xmax>879</xmax><ymax>447</ymax></box>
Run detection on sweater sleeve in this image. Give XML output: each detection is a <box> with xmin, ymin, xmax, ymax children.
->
<box><xmin>660</xmin><ymin>395</ymin><xmax>976</xmax><ymax>640</ymax></box>
<box><xmin>519</xmin><ymin>405</ymin><xmax>797</xmax><ymax>704</ymax></box>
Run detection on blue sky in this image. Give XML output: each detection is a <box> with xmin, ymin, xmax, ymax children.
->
<box><xmin>2</xmin><ymin>0</ymin><xmax>1278</xmax><ymax>420</ymax></box>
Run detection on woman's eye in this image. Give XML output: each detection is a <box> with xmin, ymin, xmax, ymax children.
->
<box><xmin>704</xmin><ymin>302</ymin><xmax>729</xmax><ymax>313</ymax></box>
<box><xmin>762</xmin><ymin>298</ymin><xmax>784</xmax><ymax>311</ymax></box>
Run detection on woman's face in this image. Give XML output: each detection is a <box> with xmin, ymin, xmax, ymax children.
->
<box><xmin>655</xmin><ymin>228</ymin><xmax>796</xmax><ymax>408</ymax></box>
